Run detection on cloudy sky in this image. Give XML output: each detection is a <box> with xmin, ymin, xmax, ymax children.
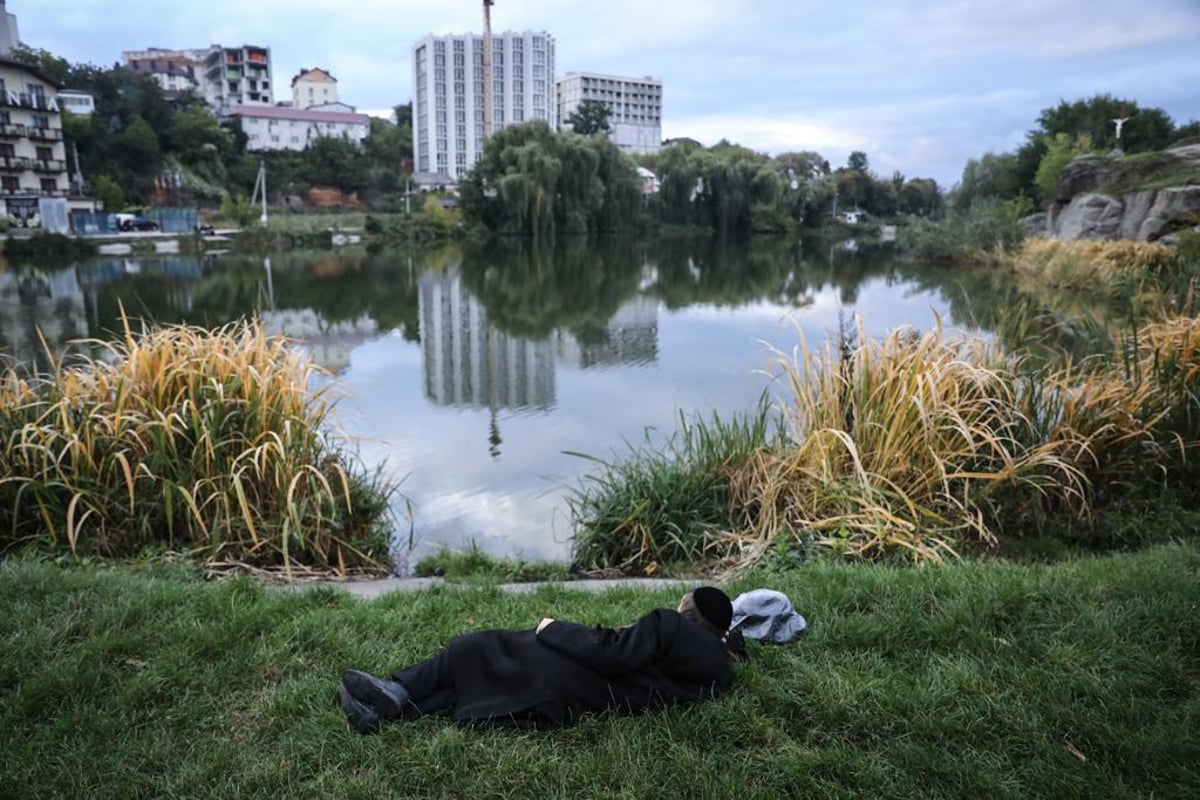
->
<box><xmin>16</xmin><ymin>0</ymin><xmax>1200</xmax><ymax>187</ymax></box>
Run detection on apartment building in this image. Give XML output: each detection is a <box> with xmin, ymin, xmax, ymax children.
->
<box><xmin>292</xmin><ymin>68</ymin><xmax>338</xmax><ymax>109</ymax></box>
<box><xmin>557</xmin><ymin>72</ymin><xmax>662</xmax><ymax>155</ymax></box>
<box><xmin>234</xmin><ymin>105</ymin><xmax>369</xmax><ymax>152</ymax></box>
<box><xmin>122</xmin><ymin>45</ymin><xmax>273</xmax><ymax>114</ymax></box>
<box><xmin>122</xmin><ymin>48</ymin><xmax>210</xmax><ymax>98</ymax></box>
<box><xmin>412</xmin><ymin>30</ymin><xmax>556</xmax><ymax>182</ymax></box>
<box><xmin>203</xmin><ymin>45</ymin><xmax>273</xmax><ymax>114</ymax></box>
<box><xmin>0</xmin><ymin>57</ymin><xmax>70</xmax><ymax>227</ymax></box>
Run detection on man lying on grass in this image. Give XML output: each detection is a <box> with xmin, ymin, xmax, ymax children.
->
<box><xmin>339</xmin><ymin>586</ymin><xmax>743</xmax><ymax>732</ymax></box>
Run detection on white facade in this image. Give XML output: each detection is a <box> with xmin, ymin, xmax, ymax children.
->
<box><xmin>291</xmin><ymin>68</ymin><xmax>338</xmax><ymax>109</ymax></box>
<box><xmin>412</xmin><ymin>30</ymin><xmax>557</xmax><ymax>182</ymax></box>
<box><xmin>58</xmin><ymin>90</ymin><xmax>95</xmax><ymax>116</ymax></box>
<box><xmin>235</xmin><ymin>105</ymin><xmax>369</xmax><ymax>152</ymax></box>
<box><xmin>0</xmin><ymin>59</ymin><xmax>69</xmax><ymax>201</ymax></box>
<box><xmin>557</xmin><ymin>72</ymin><xmax>662</xmax><ymax>155</ymax></box>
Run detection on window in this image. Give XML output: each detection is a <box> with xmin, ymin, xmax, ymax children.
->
<box><xmin>2</xmin><ymin>175</ymin><xmax>18</xmax><ymax>192</ymax></box>
<box><xmin>36</xmin><ymin>146</ymin><xmax>52</xmax><ymax>161</ymax></box>
<box><xmin>31</xmin><ymin>114</ymin><xmax>49</xmax><ymax>130</ymax></box>
<box><xmin>41</xmin><ymin>178</ymin><xmax>58</xmax><ymax>192</ymax></box>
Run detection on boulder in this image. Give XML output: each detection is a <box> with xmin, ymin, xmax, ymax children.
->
<box><xmin>1118</xmin><ymin>191</ymin><xmax>1157</xmax><ymax>240</ymax></box>
<box><xmin>1020</xmin><ymin>212</ymin><xmax>1049</xmax><ymax>238</ymax></box>
<box><xmin>1051</xmin><ymin>194</ymin><xmax>1125</xmax><ymax>240</ymax></box>
<box><xmin>1055</xmin><ymin>157</ymin><xmax>1111</xmax><ymax>204</ymax></box>
<box><xmin>1130</xmin><ymin>186</ymin><xmax>1200</xmax><ymax>241</ymax></box>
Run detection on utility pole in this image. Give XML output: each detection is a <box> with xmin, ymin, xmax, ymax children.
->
<box><xmin>482</xmin><ymin>0</ymin><xmax>494</xmax><ymax>138</ymax></box>
<box><xmin>249</xmin><ymin>159</ymin><xmax>268</xmax><ymax>227</ymax></box>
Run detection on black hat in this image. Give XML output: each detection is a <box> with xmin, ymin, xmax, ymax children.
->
<box><xmin>692</xmin><ymin>586</ymin><xmax>733</xmax><ymax>632</ymax></box>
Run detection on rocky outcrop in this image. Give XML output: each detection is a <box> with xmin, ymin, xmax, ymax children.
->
<box><xmin>1054</xmin><ymin>157</ymin><xmax>1111</xmax><ymax>204</ymax></box>
<box><xmin>1051</xmin><ymin>194</ymin><xmax>1126</xmax><ymax>240</ymax></box>
<box><xmin>1020</xmin><ymin>212</ymin><xmax>1049</xmax><ymax>238</ymax></box>
<box><xmin>1047</xmin><ymin>145</ymin><xmax>1200</xmax><ymax>241</ymax></box>
<box><xmin>1121</xmin><ymin>187</ymin><xmax>1200</xmax><ymax>241</ymax></box>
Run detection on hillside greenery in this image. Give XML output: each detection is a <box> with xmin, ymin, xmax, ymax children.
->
<box><xmin>951</xmin><ymin>94</ymin><xmax>1200</xmax><ymax>212</ymax></box>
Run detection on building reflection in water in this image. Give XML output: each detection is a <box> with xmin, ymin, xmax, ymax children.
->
<box><xmin>0</xmin><ymin>267</ymin><xmax>90</xmax><ymax>371</ymax></box>
<box><xmin>418</xmin><ymin>269</ymin><xmax>556</xmax><ymax>411</ymax></box>
<box><xmin>260</xmin><ymin>307</ymin><xmax>378</xmax><ymax>376</ymax></box>
<box><xmin>556</xmin><ymin>295</ymin><xmax>659</xmax><ymax>369</ymax></box>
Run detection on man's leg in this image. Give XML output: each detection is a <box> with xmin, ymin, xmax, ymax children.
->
<box><xmin>343</xmin><ymin>648</ymin><xmax>457</xmax><ymax>722</ymax></box>
<box><xmin>391</xmin><ymin>649</ymin><xmax>456</xmax><ymax>717</ymax></box>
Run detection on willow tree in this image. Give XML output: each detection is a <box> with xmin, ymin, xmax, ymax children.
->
<box><xmin>461</xmin><ymin>120</ymin><xmax>641</xmax><ymax>237</ymax></box>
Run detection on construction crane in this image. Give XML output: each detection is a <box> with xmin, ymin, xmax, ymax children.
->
<box><xmin>482</xmin><ymin>0</ymin><xmax>495</xmax><ymax>137</ymax></box>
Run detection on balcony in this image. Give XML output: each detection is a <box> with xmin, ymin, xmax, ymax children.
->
<box><xmin>0</xmin><ymin>93</ymin><xmax>56</xmax><ymax>111</ymax></box>
<box><xmin>0</xmin><ymin>155</ymin><xmax>32</xmax><ymax>170</ymax></box>
<box><xmin>27</xmin><ymin>127</ymin><xmax>64</xmax><ymax>142</ymax></box>
<box><xmin>0</xmin><ymin>122</ymin><xmax>25</xmax><ymax>138</ymax></box>
<box><xmin>32</xmin><ymin>159</ymin><xmax>66</xmax><ymax>173</ymax></box>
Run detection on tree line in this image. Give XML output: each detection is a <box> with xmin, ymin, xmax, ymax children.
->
<box><xmin>462</xmin><ymin>120</ymin><xmax>944</xmax><ymax>238</ymax></box>
<box><xmin>950</xmin><ymin>94</ymin><xmax>1200</xmax><ymax>213</ymax></box>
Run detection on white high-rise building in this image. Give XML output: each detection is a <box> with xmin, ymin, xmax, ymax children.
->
<box><xmin>412</xmin><ymin>30</ymin><xmax>556</xmax><ymax>182</ymax></box>
<box><xmin>0</xmin><ymin>0</ymin><xmax>20</xmax><ymax>56</ymax></box>
<box><xmin>557</xmin><ymin>72</ymin><xmax>662</xmax><ymax>155</ymax></box>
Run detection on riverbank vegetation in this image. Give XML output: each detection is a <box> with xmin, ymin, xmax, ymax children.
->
<box><xmin>0</xmin><ymin>318</ymin><xmax>395</xmax><ymax>573</ymax></box>
<box><xmin>2</xmin><ymin>233</ymin><xmax>99</xmax><ymax>266</ymax></box>
<box><xmin>570</xmin><ymin>257</ymin><xmax>1200</xmax><ymax>571</ymax></box>
<box><xmin>2</xmin><ymin>546</ymin><xmax>1196</xmax><ymax>798</ymax></box>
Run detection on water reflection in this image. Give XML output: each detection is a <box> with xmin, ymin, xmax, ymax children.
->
<box><xmin>3</xmin><ymin>238</ymin><xmax>1034</xmax><ymax>568</ymax></box>
<box><xmin>419</xmin><ymin>269</ymin><xmax>556</xmax><ymax>412</ymax></box>
<box><xmin>0</xmin><ymin>266</ymin><xmax>89</xmax><ymax>371</ymax></box>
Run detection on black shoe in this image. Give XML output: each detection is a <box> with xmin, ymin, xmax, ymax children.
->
<box><xmin>339</xmin><ymin>684</ymin><xmax>382</xmax><ymax>735</ymax></box>
<box><xmin>342</xmin><ymin>669</ymin><xmax>411</xmax><ymax>719</ymax></box>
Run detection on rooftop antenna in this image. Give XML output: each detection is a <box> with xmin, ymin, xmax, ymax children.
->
<box><xmin>482</xmin><ymin>0</ymin><xmax>494</xmax><ymax>138</ymax></box>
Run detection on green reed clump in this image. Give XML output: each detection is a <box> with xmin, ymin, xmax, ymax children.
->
<box><xmin>0</xmin><ymin>318</ymin><xmax>395</xmax><ymax>572</ymax></box>
<box><xmin>567</xmin><ymin>401</ymin><xmax>782</xmax><ymax>572</ymax></box>
<box><xmin>898</xmin><ymin>197</ymin><xmax>1025</xmax><ymax>265</ymax></box>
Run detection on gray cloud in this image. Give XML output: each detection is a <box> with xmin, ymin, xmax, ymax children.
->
<box><xmin>15</xmin><ymin>0</ymin><xmax>1200</xmax><ymax>186</ymax></box>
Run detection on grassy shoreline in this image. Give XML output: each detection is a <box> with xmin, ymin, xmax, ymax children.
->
<box><xmin>2</xmin><ymin>545</ymin><xmax>1198</xmax><ymax>799</ymax></box>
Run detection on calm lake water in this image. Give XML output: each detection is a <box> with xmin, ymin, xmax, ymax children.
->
<box><xmin>0</xmin><ymin>237</ymin><xmax>1017</xmax><ymax>570</ymax></box>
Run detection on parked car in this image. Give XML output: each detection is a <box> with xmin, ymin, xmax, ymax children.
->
<box><xmin>114</xmin><ymin>213</ymin><xmax>159</xmax><ymax>232</ymax></box>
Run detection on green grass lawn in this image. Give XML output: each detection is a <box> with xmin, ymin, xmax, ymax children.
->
<box><xmin>2</xmin><ymin>546</ymin><xmax>1198</xmax><ymax>799</ymax></box>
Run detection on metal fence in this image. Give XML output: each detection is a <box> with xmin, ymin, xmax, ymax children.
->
<box><xmin>68</xmin><ymin>207</ymin><xmax>200</xmax><ymax>235</ymax></box>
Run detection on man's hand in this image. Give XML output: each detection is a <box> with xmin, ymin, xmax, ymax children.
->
<box><xmin>536</xmin><ymin>617</ymin><xmax>555</xmax><ymax>634</ymax></box>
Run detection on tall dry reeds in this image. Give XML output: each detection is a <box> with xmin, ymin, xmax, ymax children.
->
<box><xmin>726</xmin><ymin>320</ymin><xmax>1093</xmax><ymax>563</ymax></box>
<box><xmin>0</xmin><ymin>318</ymin><xmax>394</xmax><ymax>572</ymax></box>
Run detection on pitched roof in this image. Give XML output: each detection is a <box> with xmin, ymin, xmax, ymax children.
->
<box><xmin>291</xmin><ymin>67</ymin><xmax>337</xmax><ymax>86</ymax></box>
<box><xmin>233</xmin><ymin>105</ymin><xmax>368</xmax><ymax>125</ymax></box>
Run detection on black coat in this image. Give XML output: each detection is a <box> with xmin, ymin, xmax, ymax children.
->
<box><xmin>443</xmin><ymin>608</ymin><xmax>733</xmax><ymax>726</ymax></box>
